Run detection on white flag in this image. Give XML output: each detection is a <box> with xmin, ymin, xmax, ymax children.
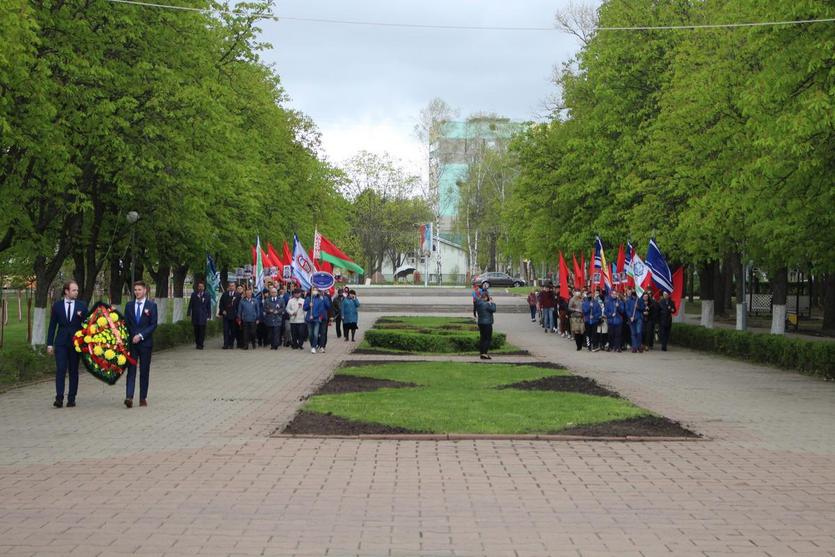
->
<box><xmin>291</xmin><ymin>234</ymin><xmax>315</xmax><ymax>290</ymax></box>
<box><xmin>631</xmin><ymin>252</ymin><xmax>652</xmax><ymax>297</ymax></box>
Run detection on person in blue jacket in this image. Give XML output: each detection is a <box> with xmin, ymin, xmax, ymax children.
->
<box><xmin>303</xmin><ymin>287</ymin><xmax>329</xmax><ymax>353</ymax></box>
<box><xmin>625</xmin><ymin>290</ymin><xmax>645</xmax><ymax>353</ymax></box>
<box><xmin>604</xmin><ymin>291</ymin><xmax>625</xmax><ymax>352</ymax></box>
<box><xmin>46</xmin><ymin>280</ymin><xmax>88</xmax><ymax>408</ymax></box>
<box><xmin>341</xmin><ymin>290</ymin><xmax>361</xmax><ymax>341</ymax></box>
<box><xmin>581</xmin><ymin>290</ymin><xmax>602</xmax><ymax>352</ymax></box>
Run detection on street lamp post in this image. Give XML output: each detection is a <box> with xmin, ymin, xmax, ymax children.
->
<box><xmin>126</xmin><ymin>211</ymin><xmax>140</xmax><ymax>289</ymax></box>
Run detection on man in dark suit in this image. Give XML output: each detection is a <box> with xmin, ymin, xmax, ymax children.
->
<box><xmin>187</xmin><ymin>281</ymin><xmax>211</xmax><ymax>349</ymax></box>
<box><xmin>46</xmin><ymin>280</ymin><xmax>88</xmax><ymax>408</ymax></box>
<box><xmin>218</xmin><ymin>282</ymin><xmax>238</xmax><ymax>349</ymax></box>
<box><xmin>124</xmin><ymin>281</ymin><xmax>158</xmax><ymax>408</ymax></box>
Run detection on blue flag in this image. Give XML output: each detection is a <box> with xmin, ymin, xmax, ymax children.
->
<box><xmin>646</xmin><ymin>239</ymin><xmax>673</xmax><ymax>293</ymax></box>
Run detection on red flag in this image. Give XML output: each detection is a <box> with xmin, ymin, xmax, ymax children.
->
<box><xmin>251</xmin><ymin>245</ymin><xmax>257</xmax><ymax>267</ymax></box>
<box><xmin>558</xmin><ymin>252</ymin><xmax>570</xmax><ymax>300</ymax></box>
<box><xmin>267</xmin><ymin>243</ymin><xmax>282</xmax><ymax>267</ymax></box>
<box><xmin>261</xmin><ymin>247</ymin><xmax>273</xmax><ymax>268</ymax></box>
<box><xmin>572</xmin><ymin>254</ymin><xmax>582</xmax><ymax>290</ymax></box>
<box><xmin>616</xmin><ymin>244</ymin><xmax>625</xmax><ymax>291</ymax></box>
<box><xmin>282</xmin><ymin>241</ymin><xmax>292</xmax><ymax>268</ymax></box>
<box><xmin>671</xmin><ymin>266</ymin><xmax>684</xmax><ymax>315</ymax></box>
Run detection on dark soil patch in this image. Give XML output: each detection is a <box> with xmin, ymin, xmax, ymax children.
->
<box><xmin>556</xmin><ymin>415</ymin><xmax>699</xmax><ymax>437</ymax></box>
<box><xmin>282</xmin><ymin>410</ymin><xmax>421</xmax><ymax>435</ymax></box>
<box><xmin>352</xmin><ymin>347</ymin><xmax>531</xmax><ymax>356</ymax></box>
<box><xmin>500</xmin><ymin>375</ymin><xmax>620</xmax><ymax>398</ymax></box>
<box><xmin>316</xmin><ymin>374</ymin><xmax>418</xmax><ymax>395</ymax></box>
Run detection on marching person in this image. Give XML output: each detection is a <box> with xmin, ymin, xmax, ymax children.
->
<box><xmin>526</xmin><ymin>290</ymin><xmax>538</xmax><ymax>322</ymax></box>
<box><xmin>218</xmin><ymin>282</ymin><xmax>238</xmax><ymax>349</ymax></box>
<box><xmin>642</xmin><ymin>291</ymin><xmax>657</xmax><ymax>350</ymax></box>
<box><xmin>262</xmin><ymin>286</ymin><xmax>285</xmax><ymax>350</ymax></box>
<box><xmin>318</xmin><ymin>290</ymin><xmax>334</xmax><ymax>353</ymax></box>
<box><xmin>236</xmin><ymin>288</ymin><xmax>260</xmax><ymax>350</ymax></box>
<box><xmin>568</xmin><ymin>289</ymin><xmax>585</xmax><ymax>351</ymax></box>
<box><xmin>657</xmin><ymin>290</ymin><xmax>676</xmax><ymax>351</ymax></box>
<box><xmin>581</xmin><ymin>289</ymin><xmax>602</xmax><ymax>351</ymax></box>
<box><xmin>286</xmin><ymin>289</ymin><xmax>306</xmax><ymax>349</ymax></box>
<box><xmin>475</xmin><ymin>290</ymin><xmax>496</xmax><ymax>360</ymax></box>
<box><xmin>333</xmin><ymin>289</ymin><xmax>345</xmax><ymax>338</ymax></box>
<box><xmin>186</xmin><ymin>281</ymin><xmax>211</xmax><ymax>350</ymax></box>
<box><xmin>625</xmin><ymin>289</ymin><xmax>645</xmax><ymax>353</ymax></box>
<box><xmin>341</xmin><ymin>289</ymin><xmax>360</xmax><ymax>342</ymax></box>
<box><xmin>124</xmin><ymin>281</ymin><xmax>158</xmax><ymax>408</ymax></box>
<box><xmin>604</xmin><ymin>290</ymin><xmax>625</xmax><ymax>353</ymax></box>
<box><xmin>46</xmin><ymin>280</ymin><xmax>88</xmax><ymax>408</ymax></box>
<box><xmin>539</xmin><ymin>284</ymin><xmax>556</xmax><ymax>333</ymax></box>
<box><xmin>234</xmin><ymin>284</ymin><xmax>244</xmax><ymax>348</ymax></box>
<box><xmin>303</xmin><ymin>287</ymin><xmax>329</xmax><ymax>354</ymax></box>
<box><xmin>594</xmin><ymin>288</ymin><xmax>608</xmax><ymax>351</ymax></box>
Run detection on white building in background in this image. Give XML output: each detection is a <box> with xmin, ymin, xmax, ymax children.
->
<box><xmin>379</xmin><ymin>235</ymin><xmax>468</xmax><ymax>285</ymax></box>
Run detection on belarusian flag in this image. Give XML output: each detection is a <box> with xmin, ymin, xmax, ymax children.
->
<box><xmin>254</xmin><ymin>235</ymin><xmax>265</xmax><ymax>293</ymax></box>
<box><xmin>313</xmin><ymin>231</ymin><xmax>364</xmax><ymax>274</ymax></box>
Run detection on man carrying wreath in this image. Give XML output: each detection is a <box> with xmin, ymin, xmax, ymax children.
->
<box><xmin>124</xmin><ymin>281</ymin><xmax>158</xmax><ymax>408</ymax></box>
<box><xmin>46</xmin><ymin>280</ymin><xmax>88</xmax><ymax>408</ymax></box>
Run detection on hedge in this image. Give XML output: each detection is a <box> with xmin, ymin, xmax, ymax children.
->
<box><xmin>365</xmin><ymin>328</ymin><xmax>507</xmax><ymax>353</ymax></box>
<box><xmin>671</xmin><ymin>323</ymin><xmax>835</xmax><ymax>380</ymax></box>
<box><xmin>0</xmin><ymin>318</ymin><xmax>223</xmax><ymax>389</ymax></box>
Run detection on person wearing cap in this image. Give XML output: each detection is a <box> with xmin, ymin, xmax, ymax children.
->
<box><xmin>475</xmin><ymin>291</ymin><xmax>497</xmax><ymax>360</ymax></box>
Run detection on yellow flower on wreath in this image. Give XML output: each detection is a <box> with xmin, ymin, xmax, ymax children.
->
<box><xmin>84</xmin><ymin>335</ymin><xmax>93</xmax><ymax>343</ymax></box>
<box><xmin>96</xmin><ymin>316</ymin><xmax>108</xmax><ymax>328</ymax></box>
<box><xmin>104</xmin><ymin>349</ymin><xmax>116</xmax><ymax>360</ymax></box>
<box><xmin>89</xmin><ymin>324</ymin><xmax>98</xmax><ymax>334</ymax></box>
<box><xmin>116</xmin><ymin>354</ymin><xmax>127</xmax><ymax>366</ymax></box>
<box><xmin>93</xmin><ymin>346</ymin><xmax>104</xmax><ymax>356</ymax></box>
<box><xmin>109</xmin><ymin>312</ymin><xmax>119</xmax><ymax>322</ymax></box>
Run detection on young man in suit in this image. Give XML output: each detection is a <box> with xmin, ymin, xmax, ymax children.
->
<box><xmin>218</xmin><ymin>282</ymin><xmax>238</xmax><ymax>349</ymax></box>
<box><xmin>186</xmin><ymin>281</ymin><xmax>211</xmax><ymax>349</ymax></box>
<box><xmin>124</xmin><ymin>281</ymin><xmax>158</xmax><ymax>408</ymax></box>
<box><xmin>46</xmin><ymin>281</ymin><xmax>88</xmax><ymax>408</ymax></box>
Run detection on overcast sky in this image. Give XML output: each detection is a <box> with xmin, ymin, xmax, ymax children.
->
<box><xmin>258</xmin><ymin>1</ymin><xmax>586</xmax><ymax>177</ymax></box>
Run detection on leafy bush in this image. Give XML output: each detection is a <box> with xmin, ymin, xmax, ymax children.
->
<box><xmin>671</xmin><ymin>323</ymin><xmax>835</xmax><ymax>380</ymax></box>
<box><xmin>0</xmin><ymin>345</ymin><xmax>52</xmax><ymax>386</ymax></box>
<box><xmin>365</xmin><ymin>328</ymin><xmax>507</xmax><ymax>353</ymax></box>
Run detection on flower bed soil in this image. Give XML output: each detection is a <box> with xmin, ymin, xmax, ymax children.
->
<box><xmin>316</xmin><ymin>374</ymin><xmax>417</xmax><ymax>395</ymax></box>
<box><xmin>557</xmin><ymin>416</ymin><xmax>698</xmax><ymax>438</ymax></box>
<box><xmin>283</xmin><ymin>410</ymin><xmax>420</xmax><ymax>435</ymax></box>
<box><xmin>499</xmin><ymin>375</ymin><xmax>619</xmax><ymax>398</ymax></box>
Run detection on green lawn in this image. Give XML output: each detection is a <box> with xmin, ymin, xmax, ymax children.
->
<box><xmin>304</xmin><ymin>362</ymin><xmax>648</xmax><ymax>434</ymax></box>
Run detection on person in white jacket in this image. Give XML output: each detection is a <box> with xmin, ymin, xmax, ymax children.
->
<box><xmin>286</xmin><ymin>289</ymin><xmax>307</xmax><ymax>349</ymax></box>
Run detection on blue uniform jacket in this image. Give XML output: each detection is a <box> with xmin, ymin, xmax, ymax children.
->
<box><xmin>625</xmin><ymin>297</ymin><xmax>645</xmax><ymax>323</ymax></box>
<box><xmin>582</xmin><ymin>298</ymin><xmax>602</xmax><ymax>325</ymax></box>
<box><xmin>237</xmin><ymin>297</ymin><xmax>260</xmax><ymax>323</ymax></box>
<box><xmin>46</xmin><ymin>299</ymin><xmax>88</xmax><ymax>347</ymax></box>
<box><xmin>303</xmin><ymin>295</ymin><xmax>331</xmax><ymax>322</ymax></box>
<box><xmin>475</xmin><ymin>300</ymin><xmax>496</xmax><ymax>325</ymax></box>
<box><xmin>604</xmin><ymin>297</ymin><xmax>624</xmax><ymax>326</ymax></box>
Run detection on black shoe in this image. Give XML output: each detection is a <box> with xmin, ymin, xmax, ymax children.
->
<box><xmin>480</xmin><ymin>354</ymin><xmax>489</xmax><ymax>360</ymax></box>
<box><xmin>124</xmin><ymin>398</ymin><xmax>133</xmax><ymax>409</ymax></box>
<box><xmin>53</xmin><ymin>398</ymin><xmax>63</xmax><ymax>408</ymax></box>
<box><xmin>66</xmin><ymin>400</ymin><xmax>76</xmax><ymax>407</ymax></box>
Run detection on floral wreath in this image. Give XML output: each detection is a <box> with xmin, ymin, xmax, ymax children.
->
<box><xmin>73</xmin><ymin>302</ymin><xmax>136</xmax><ymax>385</ymax></box>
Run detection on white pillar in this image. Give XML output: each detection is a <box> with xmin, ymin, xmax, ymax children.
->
<box><xmin>735</xmin><ymin>303</ymin><xmax>747</xmax><ymax>331</ymax></box>
<box><xmin>31</xmin><ymin>306</ymin><xmax>46</xmax><ymax>346</ymax></box>
<box><xmin>700</xmin><ymin>300</ymin><xmax>714</xmax><ymax>328</ymax></box>
<box><xmin>771</xmin><ymin>304</ymin><xmax>786</xmax><ymax>335</ymax></box>
<box><xmin>172</xmin><ymin>298</ymin><xmax>185</xmax><ymax>322</ymax></box>
<box><xmin>156</xmin><ymin>298</ymin><xmax>168</xmax><ymax>324</ymax></box>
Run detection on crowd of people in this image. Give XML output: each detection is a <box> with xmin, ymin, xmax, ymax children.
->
<box><xmin>526</xmin><ymin>284</ymin><xmax>677</xmax><ymax>353</ymax></box>
<box><xmin>213</xmin><ymin>281</ymin><xmax>361</xmax><ymax>354</ymax></box>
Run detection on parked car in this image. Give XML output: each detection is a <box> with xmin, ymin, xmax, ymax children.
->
<box><xmin>471</xmin><ymin>272</ymin><xmax>526</xmax><ymax>289</ymax></box>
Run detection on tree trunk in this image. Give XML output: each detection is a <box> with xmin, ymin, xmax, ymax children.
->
<box><xmin>688</xmin><ymin>266</ymin><xmax>695</xmax><ymax>302</ymax></box>
<box><xmin>220</xmin><ymin>265</ymin><xmax>229</xmax><ymax>287</ymax></box>
<box><xmin>770</xmin><ymin>267</ymin><xmax>788</xmax><ymax>335</ymax></box>
<box><xmin>150</xmin><ymin>264</ymin><xmax>170</xmax><ymax>324</ymax></box>
<box><xmin>171</xmin><ymin>264</ymin><xmax>188</xmax><ymax>322</ymax></box>
<box><xmin>108</xmin><ymin>255</ymin><xmax>124</xmax><ymax>305</ymax></box>
<box><xmin>733</xmin><ymin>252</ymin><xmax>746</xmax><ymax>331</ymax></box>
<box><xmin>699</xmin><ymin>261</ymin><xmax>716</xmax><ymax>328</ymax></box>
<box><xmin>722</xmin><ymin>252</ymin><xmax>734</xmax><ymax>314</ymax></box>
<box><xmin>822</xmin><ymin>273</ymin><xmax>835</xmax><ymax>331</ymax></box>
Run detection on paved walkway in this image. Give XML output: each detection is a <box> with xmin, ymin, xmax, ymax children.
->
<box><xmin>1</xmin><ymin>300</ymin><xmax>834</xmax><ymax>556</ymax></box>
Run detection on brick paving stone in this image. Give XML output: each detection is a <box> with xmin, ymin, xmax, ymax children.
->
<box><xmin>2</xmin><ymin>300</ymin><xmax>835</xmax><ymax>556</ymax></box>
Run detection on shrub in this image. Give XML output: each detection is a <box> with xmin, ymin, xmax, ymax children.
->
<box><xmin>671</xmin><ymin>323</ymin><xmax>835</xmax><ymax>380</ymax></box>
<box><xmin>365</xmin><ymin>328</ymin><xmax>506</xmax><ymax>353</ymax></box>
<box><xmin>0</xmin><ymin>345</ymin><xmax>52</xmax><ymax>386</ymax></box>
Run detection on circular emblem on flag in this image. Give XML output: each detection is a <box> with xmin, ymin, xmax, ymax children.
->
<box><xmin>296</xmin><ymin>255</ymin><xmax>313</xmax><ymax>274</ymax></box>
<box><xmin>634</xmin><ymin>261</ymin><xmax>645</xmax><ymax>276</ymax></box>
<box><xmin>311</xmin><ymin>271</ymin><xmax>335</xmax><ymax>290</ymax></box>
